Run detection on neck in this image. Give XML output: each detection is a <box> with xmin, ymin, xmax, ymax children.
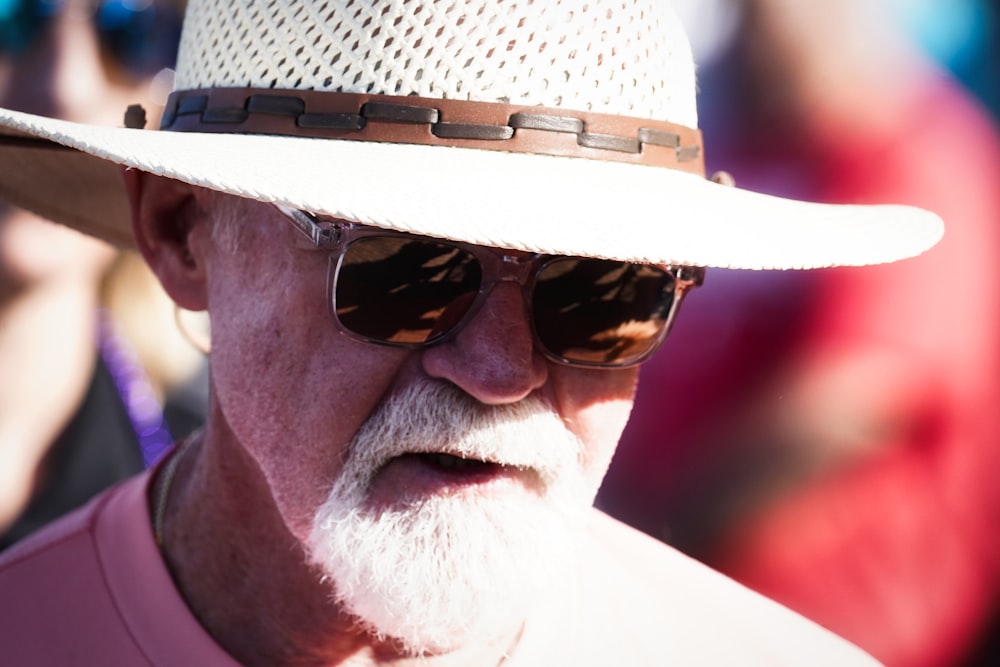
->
<box><xmin>158</xmin><ymin>419</ymin><xmax>355</xmax><ymax>665</ymax></box>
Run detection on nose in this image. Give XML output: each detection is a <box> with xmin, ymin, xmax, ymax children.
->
<box><xmin>421</xmin><ymin>281</ymin><xmax>549</xmax><ymax>404</ymax></box>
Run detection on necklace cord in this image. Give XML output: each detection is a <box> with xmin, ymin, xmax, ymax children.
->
<box><xmin>152</xmin><ymin>436</ymin><xmax>195</xmax><ymax>546</ymax></box>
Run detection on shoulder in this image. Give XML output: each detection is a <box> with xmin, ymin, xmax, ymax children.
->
<box><xmin>575</xmin><ymin>508</ymin><xmax>882</xmax><ymax>666</ymax></box>
<box><xmin>0</xmin><ymin>473</ymin><xmax>127</xmax><ymax>570</ymax></box>
<box><xmin>0</xmin><ymin>474</ymin><xmax>158</xmax><ymax>665</ymax></box>
<box><xmin>0</xmin><ymin>469</ymin><xmax>242</xmax><ymax>666</ymax></box>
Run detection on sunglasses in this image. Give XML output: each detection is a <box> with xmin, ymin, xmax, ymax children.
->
<box><xmin>278</xmin><ymin>206</ymin><xmax>704</xmax><ymax>368</ymax></box>
<box><xmin>0</xmin><ymin>0</ymin><xmax>182</xmax><ymax>78</ymax></box>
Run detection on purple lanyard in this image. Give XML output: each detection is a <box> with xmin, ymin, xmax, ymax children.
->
<box><xmin>96</xmin><ymin>310</ymin><xmax>174</xmax><ymax>468</ymax></box>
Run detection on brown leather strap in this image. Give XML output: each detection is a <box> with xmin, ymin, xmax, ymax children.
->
<box><xmin>161</xmin><ymin>88</ymin><xmax>705</xmax><ymax>174</ymax></box>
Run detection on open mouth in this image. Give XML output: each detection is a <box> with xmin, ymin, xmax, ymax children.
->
<box><xmin>364</xmin><ymin>451</ymin><xmax>532</xmax><ymax>506</ymax></box>
<box><xmin>414</xmin><ymin>452</ymin><xmax>497</xmax><ymax>472</ymax></box>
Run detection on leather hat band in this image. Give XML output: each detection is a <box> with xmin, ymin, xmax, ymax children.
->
<box><xmin>161</xmin><ymin>88</ymin><xmax>704</xmax><ymax>175</ymax></box>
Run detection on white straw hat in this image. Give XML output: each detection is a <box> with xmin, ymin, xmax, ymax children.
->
<box><xmin>0</xmin><ymin>0</ymin><xmax>942</xmax><ymax>269</ymax></box>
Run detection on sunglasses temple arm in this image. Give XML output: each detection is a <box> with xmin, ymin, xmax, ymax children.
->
<box><xmin>274</xmin><ymin>204</ymin><xmax>337</xmax><ymax>247</ymax></box>
<box><xmin>678</xmin><ymin>266</ymin><xmax>706</xmax><ymax>289</ymax></box>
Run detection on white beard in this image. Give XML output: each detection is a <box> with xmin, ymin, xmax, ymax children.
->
<box><xmin>306</xmin><ymin>381</ymin><xmax>591</xmax><ymax>654</ymax></box>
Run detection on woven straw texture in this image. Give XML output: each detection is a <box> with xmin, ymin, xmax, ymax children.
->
<box><xmin>175</xmin><ymin>0</ymin><xmax>697</xmax><ymax>126</ymax></box>
<box><xmin>0</xmin><ymin>0</ymin><xmax>944</xmax><ymax>269</ymax></box>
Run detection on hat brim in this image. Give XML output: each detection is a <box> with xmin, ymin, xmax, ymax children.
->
<box><xmin>0</xmin><ymin>108</ymin><xmax>942</xmax><ymax>269</ymax></box>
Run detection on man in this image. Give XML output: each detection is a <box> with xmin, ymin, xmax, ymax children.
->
<box><xmin>0</xmin><ymin>1</ymin><xmax>942</xmax><ymax>665</ymax></box>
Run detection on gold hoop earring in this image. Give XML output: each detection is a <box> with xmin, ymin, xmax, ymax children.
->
<box><xmin>174</xmin><ymin>305</ymin><xmax>211</xmax><ymax>355</ymax></box>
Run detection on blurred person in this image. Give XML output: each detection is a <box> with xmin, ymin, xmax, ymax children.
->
<box><xmin>600</xmin><ymin>2</ymin><xmax>1000</xmax><ymax>666</ymax></box>
<box><xmin>0</xmin><ymin>1</ymin><xmax>945</xmax><ymax>664</ymax></box>
<box><xmin>0</xmin><ymin>0</ymin><xmax>203</xmax><ymax>549</ymax></box>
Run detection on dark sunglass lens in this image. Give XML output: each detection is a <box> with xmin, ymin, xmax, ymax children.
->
<box><xmin>0</xmin><ymin>0</ymin><xmax>56</xmax><ymax>57</ymax></box>
<box><xmin>533</xmin><ymin>258</ymin><xmax>675</xmax><ymax>366</ymax></box>
<box><xmin>334</xmin><ymin>237</ymin><xmax>482</xmax><ymax>345</ymax></box>
<box><xmin>96</xmin><ymin>0</ymin><xmax>181</xmax><ymax>77</ymax></box>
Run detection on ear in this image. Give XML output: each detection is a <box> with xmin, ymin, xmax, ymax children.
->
<box><xmin>123</xmin><ymin>167</ymin><xmax>210</xmax><ymax>311</ymax></box>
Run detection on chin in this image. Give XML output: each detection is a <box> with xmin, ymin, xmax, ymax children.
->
<box><xmin>309</xmin><ymin>489</ymin><xmax>582</xmax><ymax>654</ymax></box>
<box><xmin>305</xmin><ymin>378</ymin><xmax>591</xmax><ymax>652</ymax></box>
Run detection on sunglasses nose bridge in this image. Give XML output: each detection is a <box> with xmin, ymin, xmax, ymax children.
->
<box><xmin>479</xmin><ymin>248</ymin><xmax>539</xmax><ymax>282</ymax></box>
<box><xmin>475</xmin><ymin>250</ymin><xmax>540</xmax><ymax>310</ymax></box>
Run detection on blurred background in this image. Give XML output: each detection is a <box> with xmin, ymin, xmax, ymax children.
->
<box><xmin>599</xmin><ymin>1</ymin><xmax>1000</xmax><ymax>666</ymax></box>
<box><xmin>0</xmin><ymin>0</ymin><xmax>205</xmax><ymax>551</ymax></box>
<box><xmin>3</xmin><ymin>2</ymin><xmax>999</xmax><ymax>665</ymax></box>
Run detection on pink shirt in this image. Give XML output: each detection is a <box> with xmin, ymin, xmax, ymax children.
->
<box><xmin>0</xmin><ymin>469</ymin><xmax>880</xmax><ymax>665</ymax></box>
<box><xmin>0</xmin><ymin>471</ymin><xmax>239</xmax><ymax>666</ymax></box>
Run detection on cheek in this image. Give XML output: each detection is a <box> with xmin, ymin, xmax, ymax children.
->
<box><xmin>573</xmin><ymin>396</ymin><xmax>637</xmax><ymax>495</ymax></box>
<box><xmin>551</xmin><ymin>367</ymin><xmax>638</xmax><ymax>491</ymax></box>
<box><xmin>205</xmin><ymin>250</ymin><xmax>400</xmax><ymax>536</ymax></box>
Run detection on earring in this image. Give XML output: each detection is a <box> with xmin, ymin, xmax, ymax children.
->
<box><xmin>174</xmin><ymin>304</ymin><xmax>211</xmax><ymax>355</ymax></box>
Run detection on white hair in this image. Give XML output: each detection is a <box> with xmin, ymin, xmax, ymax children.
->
<box><xmin>307</xmin><ymin>381</ymin><xmax>590</xmax><ymax>654</ymax></box>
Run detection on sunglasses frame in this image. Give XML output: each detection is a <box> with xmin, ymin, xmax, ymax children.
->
<box><xmin>276</xmin><ymin>205</ymin><xmax>705</xmax><ymax>368</ymax></box>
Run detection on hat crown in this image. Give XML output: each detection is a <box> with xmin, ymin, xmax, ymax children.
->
<box><xmin>174</xmin><ymin>0</ymin><xmax>698</xmax><ymax>127</ymax></box>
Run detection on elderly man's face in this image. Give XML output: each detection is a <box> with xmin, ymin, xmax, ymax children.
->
<box><xmin>197</xmin><ymin>194</ymin><xmax>638</xmax><ymax>651</ymax></box>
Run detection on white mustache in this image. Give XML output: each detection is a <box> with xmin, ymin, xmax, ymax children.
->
<box><xmin>339</xmin><ymin>380</ymin><xmax>583</xmax><ymax>492</ymax></box>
